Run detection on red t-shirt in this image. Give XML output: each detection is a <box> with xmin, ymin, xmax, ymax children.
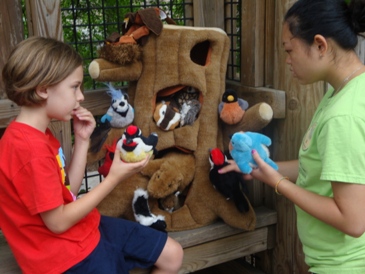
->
<box><xmin>0</xmin><ymin>121</ymin><xmax>100</xmax><ymax>274</ymax></box>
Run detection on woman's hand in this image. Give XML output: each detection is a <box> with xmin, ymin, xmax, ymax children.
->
<box><xmin>250</xmin><ymin>150</ymin><xmax>283</xmax><ymax>188</ymax></box>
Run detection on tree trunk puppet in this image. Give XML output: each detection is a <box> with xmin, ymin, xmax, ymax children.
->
<box><xmin>88</xmin><ymin>22</ymin><xmax>274</xmax><ymax>232</ymax></box>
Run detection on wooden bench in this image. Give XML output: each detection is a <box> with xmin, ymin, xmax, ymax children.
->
<box><xmin>0</xmin><ymin>206</ymin><xmax>276</xmax><ymax>274</ymax></box>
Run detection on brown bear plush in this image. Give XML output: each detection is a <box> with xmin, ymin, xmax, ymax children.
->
<box><xmin>87</xmin><ymin>24</ymin><xmax>274</xmax><ymax>232</ymax></box>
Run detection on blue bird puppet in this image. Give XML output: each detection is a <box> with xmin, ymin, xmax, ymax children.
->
<box><xmin>229</xmin><ymin>131</ymin><xmax>278</xmax><ymax>174</ymax></box>
<box><xmin>101</xmin><ymin>83</ymin><xmax>134</xmax><ymax>128</ymax></box>
<box><xmin>209</xmin><ymin>148</ymin><xmax>250</xmax><ymax>212</ymax></box>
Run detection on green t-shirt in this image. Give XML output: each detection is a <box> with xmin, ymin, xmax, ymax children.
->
<box><xmin>297</xmin><ymin>73</ymin><xmax>365</xmax><ymax>274</ymax></box>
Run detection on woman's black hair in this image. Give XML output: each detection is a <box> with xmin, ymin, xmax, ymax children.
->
<box><xmin>284</xmin><ymin>0</ymin><xmax>365</xmax><ymax>50</ymax></box>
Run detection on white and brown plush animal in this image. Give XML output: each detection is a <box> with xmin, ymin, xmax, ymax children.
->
<box><xmin>153</xmin><ymin>101</ymin><xmax>181</xmax><ymax>131</ymax></box>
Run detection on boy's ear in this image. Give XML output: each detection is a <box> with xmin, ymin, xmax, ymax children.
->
<box><xmin>35</xmin><ymin>86</ymin><xmax>48</xmax><ymax>99</ymax></box>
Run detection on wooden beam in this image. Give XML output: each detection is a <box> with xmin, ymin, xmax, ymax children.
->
<box><xmin>25</xmin><ymin>0</ymin><xmax>63</xmax><ymax>38</ymax></box>
<box><xmin>0</xmin><ymin>0</ymin><xmax>24</xmax><ymax>99</ymax></box>
<box><xmin>23</xmin><ymin>0</ymin><xmax>70</xmax><ymax>162</ymax></box>
<box><xmin>193</xmin><ymin>0</ymin><xmax>224</xmax><ymax>29</ymax></box>
<box><xmin>226</xmin><ymin>81</ymin><xmax>286</xmax><ymax>119</ymax></box>
<box><xmin>241</xmin><ymin>0</ymin><xmax>265</xmax><ymax>87</ymax></box>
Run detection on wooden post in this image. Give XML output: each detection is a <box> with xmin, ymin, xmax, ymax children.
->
<box><xmin>240</xmin><ymin>0</ymin><xmax>265</xmax><ymax>87</ymax></box>
<box><xmin>24</xmin><ymin>0</ymin><xmax>72</xmax><ymax>163</ymax></box>
<box><xmin>193</xmin><ymin>0</ymin><xmax>224</xmax><ymax>29</ymax></box>
<box><xmin>0</xmin><ymin>0</ymin><xmax>24</xmax><ymax>99</ymax></box>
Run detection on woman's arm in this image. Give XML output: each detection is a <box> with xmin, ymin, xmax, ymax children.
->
<box><xmin>218</xmin><ymin>158</ymin><xmax>299</xmax><ymax>182</ymax></box>
<box><xmin>276</xmin><ymin>160</ymin><xmax>299</xmax><ymax>182</ymax></box>
<box><xmin>251</xmin><ymin>151</ymin><xmax>365</xmax><ymax>237</ymax></box>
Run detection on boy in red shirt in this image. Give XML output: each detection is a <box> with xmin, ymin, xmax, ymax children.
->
<box><xmin>0</xmin><ymin>36</ymin><xmax>183</xmax><ymax>274</ymax></box>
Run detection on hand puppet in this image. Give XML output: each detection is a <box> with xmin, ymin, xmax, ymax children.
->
<box><xmin>118</xmin><ymin>125</ymin><xmax>158</xmax><ymax>162</ymax></box>
<box><xmin>97</xmin><ymin>8</ymin><xmax>176</xmax><ymax>66</ymax></box>
<box><xmin>101</xmin><ymin>83</ymin><xmax>134</xmax><ymax>128</ymax></box>
<box><xmin>219</xmin><ymin>89</ymin><xmax>249</xmax><ymax>125</ymax></box>
<box><xmin>229</xmin><ymin>131</ymin><xmax>278</xmax><ymax>174</ymax></box>
<box><xmin>180</xmin><ymin>99</ymin><xmax>201</xmax><ymax>126</ymax></box>
<box><xmin>132</xmin><ymin>188</ymin><xmax>166</xmax><ymax>232</ymax></box>
<box><xmin>209</xmin><ymin>148</ymin><xmax>250</xmax><ymax>212</ymax></box>
<box><xmin>153</xmin><ymin>101</ymin><xmax>181</xmax><ymax>131</ymax></box>
<box><xmin>97</xmin><ymin>142</ymin><xmax>116</xmax><ymax>177</ymax></box>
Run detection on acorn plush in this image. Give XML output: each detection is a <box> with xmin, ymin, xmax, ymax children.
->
<box><xmin>218</xmin><ymin>89</ymin><xmax>249</xmax><ymax>125</ymax></box>
<box><xmin>118</xmin><ymin>125</ymin><xmax>158</xmax><ymax>162</ymax></box>
<box><xmin>209</xmin><ymin>148</ymin><xmax>249</xmax><ymax>213</ymax></box>
<box><xmin>229</xmin><ymin>131</ymin><xmax>278</xmax><ymax>174</ymax></box>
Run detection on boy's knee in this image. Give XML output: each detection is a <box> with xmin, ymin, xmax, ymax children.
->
<box><xmin>156</xmin><ymin>237</ymin><xmax>184</xmax><ymax>272</ymax></box>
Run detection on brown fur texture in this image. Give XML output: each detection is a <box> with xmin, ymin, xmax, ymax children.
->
<box><xmin>98</xmin><ymin>43</ymin><xmax>142</xmax><ymax>65</ymax></box>
<box><xmin>88</xmin><ymin>25</ymin><xmax>274</xmax><ymax>231</ymax></box>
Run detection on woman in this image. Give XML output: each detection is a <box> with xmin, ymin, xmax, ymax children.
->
<box><xmin>221</xmin><ymin>0</ymin><xmax>365</xmax><ymax>273</ymax></box>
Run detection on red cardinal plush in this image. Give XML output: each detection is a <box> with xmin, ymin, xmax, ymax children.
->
<box><xmin>97</xmin><ymin>142</ymin><xmax>117</xmax><ymax>177</ymax></box>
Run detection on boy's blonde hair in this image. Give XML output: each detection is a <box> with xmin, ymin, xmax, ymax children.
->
<box><xmin>2</xmin><ymin>36</ymin><xmax>83</xmax><ymax>106</ymax></box>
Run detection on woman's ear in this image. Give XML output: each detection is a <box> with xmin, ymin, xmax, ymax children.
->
<box><xmin>314</xmin><ymin>34</ymin><xmax>328</xmax><ymax>57</ymax></box>
<box><xmin>35</xmin><ymin>86</ymin><xmax>48</xmax><ymax>99</ymax></box>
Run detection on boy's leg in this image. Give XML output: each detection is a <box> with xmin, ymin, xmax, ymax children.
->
<box><xmin>100</xmin><ymin>215</ymin><xmax>182</xmax><ymax>272</ymax></box>
<box><xmin>152</xmin><ymin>236</ymin><xmax>183</xmax><ymax>274</ymax></box>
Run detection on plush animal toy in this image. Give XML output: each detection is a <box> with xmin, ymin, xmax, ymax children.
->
<box><xmin>101</xmin><ymin>83</ymin><xmax>134</xmax><ymax>128</ymax></box>
<box><xmin>219</xmin><ymin>89</ymin><xmax>249</xmax><ymax>125</ymax></box>
<box><xmin>209</xmin><ymin>148</ymin><xmax>249</xmax><ymax>213</ymax></box>
<box><xmin>229</xmin><ymin>131</ymin><xmax>278</xmax><ymax>174</ymax></box>
<box><xmin>132</xmin><ymin>188</ymin><xmax>166</xmax><ymax>232</ymax></box>
<box><xmin>97</xmin><ymin>142</ymin><xmax>116</xmax><ymax>177</ymax></box>
<box><xmin>118</xmin><ymin>125</ymin><xmax>158</xmax><ymax>162</ymax></box>
<box><xmin>153</xmin><ymin>101</ymin><xmax>181</xmax><ymax>131</ymax></box>
<box><xmin>87</xmin><ymin>25</ymin><xmax>277</xmax><ymax>232</ymax></box>
<box><xmin>98</xmin><ymin>8</ymin><xmax>176</xmax><ymax>66</ymax></box>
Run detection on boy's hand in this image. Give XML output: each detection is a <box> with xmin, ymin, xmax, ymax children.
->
<box><xmin>106</xmin><ymin>148</ymin><xmax>151</xmax><ymax>185</ymax></box>
<box><xmin>72</xmin><ymin>107</ymin><xmax>96</xmax><ymax>141</ymax></box>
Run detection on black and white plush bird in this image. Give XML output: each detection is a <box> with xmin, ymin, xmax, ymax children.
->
<box><xmin>218</xmin><ymin>89</ymin><xmax>249</xmax><ymax>125</ymax></box>
<box><xmin>132</xmin><ymin>188</ymin><xmax>167</xmax><ymax>232</ymax></box>
<box><xmin>209</xmin><ymin>148</ymin><xmax>250</xmax><ymax>213</ymax></box>
<box><xmin>118</xmin><ymin>125</ymin><xmax>158</xmax><ymax>162</ymax></box>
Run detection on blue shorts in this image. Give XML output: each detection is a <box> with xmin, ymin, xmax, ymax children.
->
<box><xmin>64</xmin><ymin>215</ymin><xmax>168</xmax><ymax>274</ymax></box>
